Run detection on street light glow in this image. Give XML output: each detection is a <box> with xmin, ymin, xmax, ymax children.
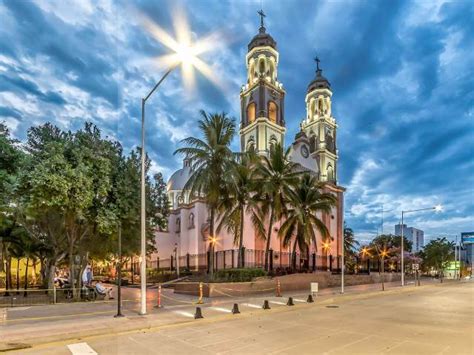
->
<box><xmin>141</xmin><ymin>8</ymin><xmax>225</xmax><ymax>91</ymax></box>
<box><xmin>434</xmin><ymin>204</ymin><xmax>443</xmax><ymax>212</ymax></box>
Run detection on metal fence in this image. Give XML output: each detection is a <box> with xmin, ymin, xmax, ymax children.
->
<box><xmin>0</xmin><ymin>287</ymin><xmax>104</xmax><ymax>307</ymax></box>
<box><xmin>143</xmin><ymin>248</ymin><xmax>353</xmax><ymax>273</ymax></box>
<box><xmin>126</xmin><ymin>248</ymin><xmax>403</xmax><ymax>276</ymax></box>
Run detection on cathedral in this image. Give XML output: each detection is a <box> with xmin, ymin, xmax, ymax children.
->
<box><xmin>153</xmin><ymin>13</ymin><xmax>344</xmax><ymax>271</ymax></box>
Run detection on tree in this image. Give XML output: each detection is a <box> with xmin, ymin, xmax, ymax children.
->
<box><xmin>254</xmin><ymin>143</ymin><xmax>300</xmax><ymax>271</ymax></box>
<box><xmin>0</xmin><ymin>122</ymin><xmax>26</xmax><ymax>294</ymax></box>
<box><xmin>216</xmin><ymin>153</ymin><xmax>263</xmax><ymax>267</ymax></box>
<box><xmin>421</xmin><ymin>237</ymin><xmax>454</xmax><ymax>281</ymax></box>
<box><xmin>175</xmin><ymin>111</ymin><xmax>236</xmax><ymax>278</ymax></box>
<box><xmin>278</xmin><ymin>173</ymin><xmax>336</xmax><ymax>270</ymax></box>
<box><xmin>343</xmin><ymin>225</ymin><xmax>359</xmax><ymax>257</ymax></box>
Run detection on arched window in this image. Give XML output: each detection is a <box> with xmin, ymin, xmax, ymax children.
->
<box><xmin>269</xmin><ymin>135</ymin><xmax>277</xmax><ymax>150</ymax></box>
<box><xmin>175</xmin><ymin>218</ymin><xmax>181</xmax><ymax>233</ymax></box>
<box><xmin>259</xmin><ymin>58</ymin><xmax>265</xmax><ymax>75</ymax></box>
<box><xmin>246</xmin><ymin>137</ymin><xmax>256</xmax><ymax>152</ymax></box>
<box><xmin>327</xmin><ymin>164</ymin><xmax>334</xmax><ymax>181</ymax></box>
<box><xmin>268</xmin><ymin>101</ymin><xmax>277</xmax><ymax>123</ymax></box>
<box><xmin>247</xmin><ymin>102</ymin><xmax>256</xmax><ymax>123</ymax></box>
<box><xmin>188</xmin><ymin>213</ymin><xmax>195</xmax><ymax>229</ymax></box>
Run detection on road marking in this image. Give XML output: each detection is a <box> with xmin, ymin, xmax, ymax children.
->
<box><xmin>269</xmin><ymin>301</ymin><xmax>286</xmax><ymax>305</ymax></box>
<box><xmin>67</xmin><ymin>342</ymin><xmax>97</xmax><ymax>354</ymax></box>
<box><xmin>293</xmin><ymin>299</ymin><xmax>307</xmax><ymax>303</ymax></box>
<box><xmin>6</xmin><ymin>307</ymin><xmax>31</xmax><ymax>311</ymax></box>
<box><xmin>209</xmin><ymin>306</ymin><xmax>232</xmax><ymax>313</ymax></box>
<box><xmin>241</xmin><ymin>303</ymin><xmax>261</xmax><ymax>309</ymax></box>
<box><xmin>172</xmin><ymin>310</ymin><xmax>195</xmax><ymax>318</ymax></box>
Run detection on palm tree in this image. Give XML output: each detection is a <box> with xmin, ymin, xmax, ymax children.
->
<box><xmin>343</xmin><ymin>225</ymin><xmax>359</xmax><ymax>257</ymax></box>
<box><xmin>174</xmin><ymin>111</ymin><xmax>236</xmax><ymax>278</ymax></box>
<box><xmin>216</xmin><ymin>153</ymin><xmax>264</xmax><ymax>268</ymax></box>
<box><xmin>254</xmin><ymin>143</ymin><xmax>300</xmax><ymax>271</ymax></box>
<box><xmin>278</xmin><ymin>173</ymin><xmax>337</xmax><ymax>270</ymax></box>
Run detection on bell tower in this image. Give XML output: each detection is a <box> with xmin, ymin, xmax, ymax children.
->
<box><xmin>240</xmin><ymin>10</ymin><xmax>286</xmax><ymax>155</ymax></box>
<box><xmin>301</xmin><ymin>57</ymin><xmax>338</xmax><ymax>183</ymax></box>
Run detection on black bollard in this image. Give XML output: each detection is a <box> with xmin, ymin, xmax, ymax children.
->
<box><xmin>232</xmin><ymin>303</ymin><xmax>240</xmax><ymax>314</ymax></box>
<box><xmin>263</xmin><ymin>300</ymin><xmax>271</xmax><ymax>310</ymax></box>
<box><xmin>287</xmin><ymin>297</ymin><xmax>295</xmax><ymax>306</ymax></box>
<box><xmin>307</xmin><ymin>294</ymin><xmax>314</xmax><ymax>303</ymax></box>
<box><xmin>194</xmin><ymin>307</ymin><xmax>204</xmax><ymax>319</ymax></box>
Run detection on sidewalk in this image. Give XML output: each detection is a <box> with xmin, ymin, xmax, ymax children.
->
<box><xmin>0</xmin><ymin>278</ymin><xmax>448</xmax><ymax>351</ymax></box>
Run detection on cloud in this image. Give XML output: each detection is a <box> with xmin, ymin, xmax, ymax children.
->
<box><xmin>0</xmin><ymin>0</ymin><xmax>472</xmax><ymax>241</ymax></box>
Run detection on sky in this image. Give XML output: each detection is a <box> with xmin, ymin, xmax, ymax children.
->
<box><xmin>0</xmin><ymin>0</ymin><xmax>473</xmax><ymax>243</ymax></box>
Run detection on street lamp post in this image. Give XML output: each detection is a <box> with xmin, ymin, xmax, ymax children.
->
<box><xmin>399</xmin><ymin>205</ymin><xmax>442</xmax><ymax>287</ymax></box>
<box><xmin>139</xmin><ymin>63</ymin><xmax>179</xmax><ymax>316</ymax></box>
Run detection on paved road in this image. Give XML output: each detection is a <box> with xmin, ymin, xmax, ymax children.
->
<box><xmin>11</xmin><ymin>280</ymin><xmax>473</xmax><ymax>354</ymax></box>
<box><xmin>2</xmin><ymin>279</ymin><xmax>427</xmax><ymax>325</ymax></box>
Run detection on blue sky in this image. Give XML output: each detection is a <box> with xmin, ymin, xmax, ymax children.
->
<box><xmin>0</xmin><ymin>0</ymin><xmax>473</xmax><ymax>243</ymax></box>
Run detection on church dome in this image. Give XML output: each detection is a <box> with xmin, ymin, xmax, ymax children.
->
<box><xmin>248</xmin><ymin>26</ymin><xmax>277</xmax><ymax>51</ymax></box>
<box><xmin>167</xmin><ymin>159</ymin><xmax>192</xmax><ymax>191</ymax></box>
<box><xmin>307</xmin><ymin>68</ymin><xmax>331</xmax><ymax>93</ymax></box>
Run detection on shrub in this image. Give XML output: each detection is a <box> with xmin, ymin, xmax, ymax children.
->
<box><xmin>214</xmin><ymin>268</ymin><xmax>267</xmax><ymax>283</ymax></box>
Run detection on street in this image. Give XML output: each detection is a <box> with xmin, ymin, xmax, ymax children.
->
<box><xmin>9</xmin><ymin>280</ymin><xmax>473</xmax><ymax>354</ymax></box>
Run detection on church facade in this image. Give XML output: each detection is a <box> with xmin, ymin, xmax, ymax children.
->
<box><xmin>153</xmin><ymin>15</ymin><xmax>345</xmax><ymax>271</ymax></box>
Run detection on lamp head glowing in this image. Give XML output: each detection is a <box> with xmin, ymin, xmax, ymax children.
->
<box><xmin>176</xmin><ymin>44</ymin><xmax>196</xmax><ymax>64</ymax></box>
<box><xmin>434</xmin><ymin>204</ymin><xmax>443</xmax><ymax>212</ymax></box>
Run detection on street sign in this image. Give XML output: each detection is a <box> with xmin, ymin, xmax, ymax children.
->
<box><xmin>311</xmin><ymin>282</ymin><xmax>319</xmax><ymax>294</ymax></box>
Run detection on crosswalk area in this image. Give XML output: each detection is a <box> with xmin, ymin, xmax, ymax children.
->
<box><xmin>159</xmin><ymin>294</ymin><xmax>316</xmax><ymax>320</ymax></box>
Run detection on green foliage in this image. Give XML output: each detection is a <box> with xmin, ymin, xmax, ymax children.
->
<box><xmin>343</xmin><ymin>225</ymin><xmax>359</xmax><ymax>257</ymax></box>
<box><xmin>278</xmin><ymin>173</ymin><xmax>336</xmax><ymax>268</ymax></box>
<box><xmin>369</xmin><ymin>234</ymin><xmax>412</xmax><ymax>254</ymax></box>
<box><xmin>420</xmin><ymin>237</ymin><xmax>454</xmax><ymax>274</ymax></box>
<box><xmin>1</xmin><ymin>121</ymin><xmax>169</xmax><ymax>289</ymax></box>
<box><xmin>253</xmin><ymin>142</ymin><xmax>301</xmax><ymax>270</ymax></box>
<box><xmin>214</xmin><ymin>268</ymin><xmax>267</xmax><ymax>282</ymax></box>
<box><xmin>175</xmin><ymin>111</ymin><xmax>236</xmax><ymax>277</ymax></box>
<box><xmin>216</xmin><ymin>153</ymin><xmax>261</xmax><ymax>267</ymax></box>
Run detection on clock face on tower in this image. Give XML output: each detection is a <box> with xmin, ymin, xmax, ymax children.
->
<box><xmin>301</xmin><ymin>145</ymin><xmax>309</xmax><ymax>158</ymax></box>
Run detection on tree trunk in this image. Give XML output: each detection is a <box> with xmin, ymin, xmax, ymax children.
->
<box><xmin>291</xmin><ymin>237</ymin><xmax>298</xmax><ymax>271</ymax></box>
<box><xmin>264</xmin><ymin>208</ymin><xmax>274</xmax><ymax>271</ymax></box>
<box><xmin>4</xmin><ymin>256</ymin><xmax>12</xmax><ymax>296</ymax></box>
<box><xmin>68</xmin><ymin>242</ymin><xmax>78</xmax><ymax>299</ymax></box>
<box><xmin>23</xmin><ymin>257</ymin><xmax>29</xmax><ymax>296</ymax></box>
<box><xmin>32</xmin><ymin>259</ymin><xmax>37</xmax><ymax>286</ymax></box>
<box><xmin>16</xmin><ymin>258</ymin><xmax>20</xmax><ymax>293</ymax></box>
<box><xmin>47</xmin><ymin>262</ymin><xmax>57</xmax><ymax>291</ymax></box>
<box><xmin>237</xmin><ymin>205</ymin><xmax>245</xmax><ymax>268</ymax></box>
<box><xmin>209</xmin><ymin>208</ymin><xmax>215</xmax><ymax>279</ymax></box>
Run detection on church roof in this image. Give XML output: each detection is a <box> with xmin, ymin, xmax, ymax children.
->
<box><xmin>248</xmin><ymin>26</ymin><xmax>277</xmax><ymax>51</ymax></box>
<box><xmin>167</xmin><ymin>160</ymin><xmax>192</xmax><ymax>191</ymax></box>
<box><xmin>248</xmin><ymin>10</ymin><xmax>276</xmax><ymax>51</ymax></box>
<box><xmin>307</xmin><ymin>68</ymin><xmax>331</xmax><ymax>92</ymax></box>
<box><xmin>307</xmin><ymin>57</ymin><xmax>331</xmax><ymax>92</ymax></box>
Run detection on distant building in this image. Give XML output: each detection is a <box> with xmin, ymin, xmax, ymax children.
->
<box><xmin>395</xmin><ymin>224</ymin><xmax>424</xmax><ymax>252</ymax></box>
<box><xmin>461</xmin><ymin>232</ymin><xmax>474</xmax><ymax>276</ymax></box>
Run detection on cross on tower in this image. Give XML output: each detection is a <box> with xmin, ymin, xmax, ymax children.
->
<box><xmin>314</xmin><ymin>56</ymin><xmax>321</xmax><ymax>71</ymax></box>
<box><xmin>258</xmin><ymin>9</ymin><xmax>266</xmax><ymax>28</ymax></box>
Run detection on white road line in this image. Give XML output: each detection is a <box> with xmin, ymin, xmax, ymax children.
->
<box><xmin>270</xmin><ymin>301</ymin><xmax>286</xmax><ymax>305</ymax></box>
<box><xmin>67</xmin><ymin>342</ymin><xmax>97</xmax><ymax>355</ymax></box>
<box><xmin>293</xmin><ymin>298</ymin><xmax>307</xmax><ymax>303</ymax></box>
<box><xmin>172</xmin><ymin>310</ymin><xmax>195</xmax><ymax>318</ymax></box>
<box><xmin>7</xmin><ymin>306</ymin><xmax>31</xmax><ymax>311</ymax></box>
<box><xmin>209</xmin><ymin>306</ymin><xmax>232</xmax><ymax>313</ymax></box>
<box><xmin>241</xmin><ymin>303</ymin><xmax>262</xmax><ymax>309</ymax></box>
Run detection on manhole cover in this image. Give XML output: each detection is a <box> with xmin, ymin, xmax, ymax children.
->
<box><xmin>326</xmin><ymin>305</ymin><xmax>339</xmax><ymax>308</ymax></box>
